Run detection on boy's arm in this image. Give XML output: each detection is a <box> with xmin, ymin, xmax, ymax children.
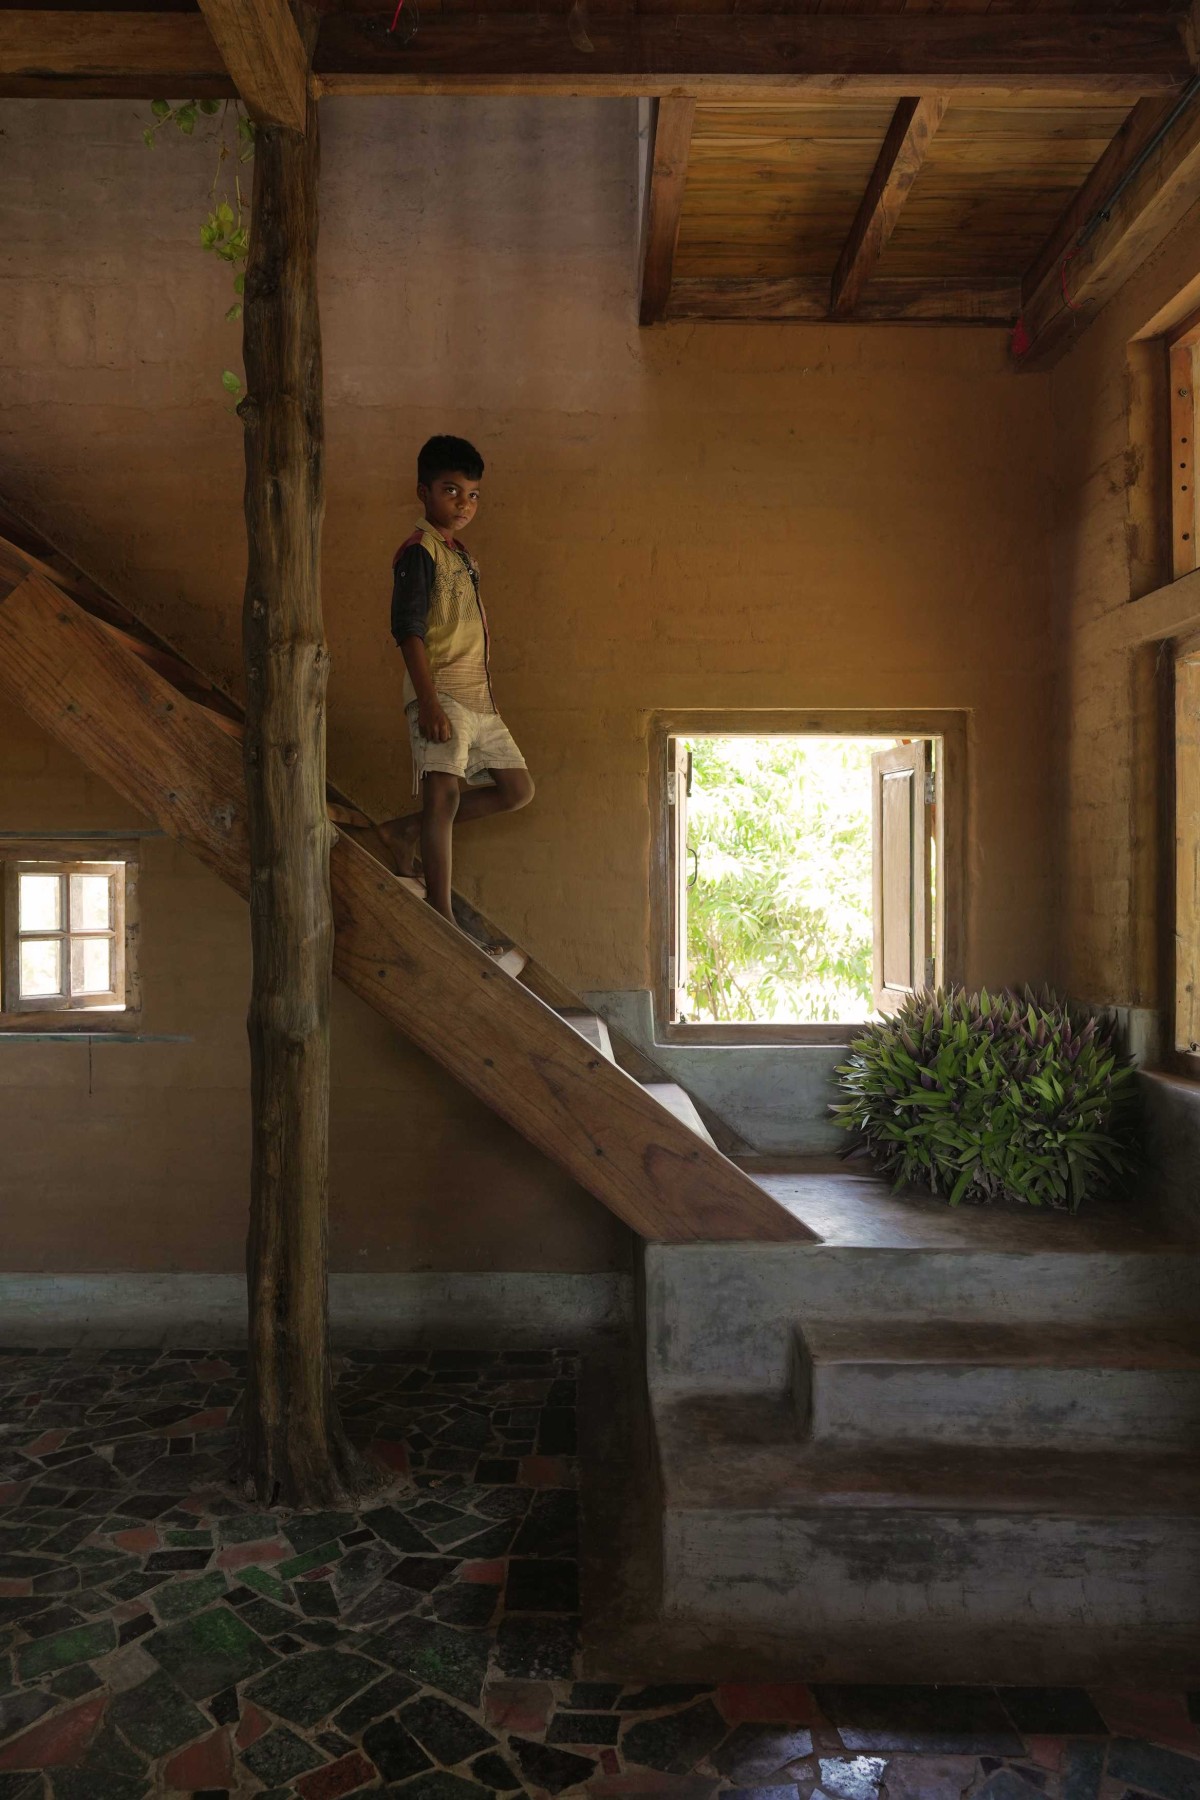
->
<box><xmin>399</xmin><ymin>636</ymin><xmax>452</xmax><ymax>743</ymax></box>
<box><xmin>391</xmin><ymin>543</ymin><xmax>452</xmax><ymax>743</ymax></box>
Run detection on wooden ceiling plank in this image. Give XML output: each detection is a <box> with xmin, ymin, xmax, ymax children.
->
<box><xmin>830</xmin><ymin>93</ymin><xmax>946</xmax><ymax>317</ymax></box>
<box><xmin>196</xmin><ymin>0</ymin><xmax>309</xmax><ymax>134</ymax></box>
<box><xmin>640</xmin><ymin>97</ymin><xmax>697</xmax><ymax>325</ymax></box>
<box><xmin>1016</xmin><ymin>83</ymin><xmax>1200</xmax><ymax>368</ymax></box>
<box><xmin>669</xmin><ymin>274</ymin><xmax>1020</xmax><ymax>323</ymax></box>
<box><xmin>0</xmin><ymin>11</ymin><xmax>1189</xmax><ymax>101</ymax></box>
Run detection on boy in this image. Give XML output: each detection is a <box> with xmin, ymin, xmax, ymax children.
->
<box><xmin>380</xmin><ymin>435</ymin><xmax>534</xmax><ymax>933</ymax></box>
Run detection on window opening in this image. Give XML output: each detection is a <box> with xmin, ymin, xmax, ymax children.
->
<box><xmin>669</xmin><ymin>733</ymin><xmax>940</xmax><ymax>1027</ymax></box>
<box><xmin>3</xmin><ymin>858</ymin><xmax>129</xmax><ymax>1016</ymax></box>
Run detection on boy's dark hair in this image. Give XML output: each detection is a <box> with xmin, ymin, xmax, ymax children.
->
<box><xmin>417</xmin><ymin>435</ymin><xmax>484</xmax><ymax>487</ymax></box>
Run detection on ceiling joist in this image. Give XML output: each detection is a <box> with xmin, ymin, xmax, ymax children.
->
<box><xmin>830</xmin><ymin>95</ymin><xmax>947</xmax><ymax>319</ymax></box>
<box><xmin>640</xmin><ymin>99</ymin><xmax>696</xmax><ymax>327</ymax></box>
<box><xmin>196</xmin><ymin>0</ymin><xmax>308</xmax><ymax>135</ymax></box>
<box><xmin>0</xmin><ymin>11</ymin><xmax>1189</xmax><ymax>102</ymax></box>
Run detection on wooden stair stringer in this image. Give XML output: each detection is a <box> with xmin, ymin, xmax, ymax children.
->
<box><xmin>0</xmin><ymin>559</ymin><xmax>809</xmax><ymax>1246</ymax></box>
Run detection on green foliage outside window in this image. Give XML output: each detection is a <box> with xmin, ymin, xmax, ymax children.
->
<box><xmin>683</xmin><ymin>736</ymin><xmax>881</xmax><ymax>1025</ymax></box>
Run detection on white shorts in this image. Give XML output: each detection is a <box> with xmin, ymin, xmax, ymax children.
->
<box><xmin>407</xmin><ymin>693</ymin><xmax>527</xmax><ymax>796</ymax></box>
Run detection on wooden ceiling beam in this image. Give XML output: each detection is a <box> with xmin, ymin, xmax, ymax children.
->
<box><xmin>1015</xmin><ymin>80</ymin><xmax>1200</xmax><ymax>368</ymax></box>
<box><xmin>830</xmin><ymin>95</ymin><xmax>946</xmax><ymax>319</ymax></box>
<box><xmin>0</xmin><ymin>11</ymin><xmax>1189</xmax><ymax>102</ymax></box>
<box><xmin>640</xmin><ymin>98</ymin><xmax>696</xmax><ymax>326</ymax></box>
<box><xmin>1020</xmin><ymin>95</ymin><xmax>1182</xmax><ymax>300</ymax></box>
<box><xmin>669</xmin><ymin>277</ymin><xmax>1020</xmax><ymax>325</ymax></box>
<box><xmin>0</xmin><ymin>12</ymin><xmax>231</xmax><ymax>98</ymax></box>
<box><xmin>196</xmin><ymin>0</ymin><xmax>309</xmax><ymax>134</ymax></box>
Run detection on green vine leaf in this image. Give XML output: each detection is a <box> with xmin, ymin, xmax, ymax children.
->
<box><xmin>142</xmin><ymin>98</ymin><xmax>254</xmax><ymax>401</ymax></box>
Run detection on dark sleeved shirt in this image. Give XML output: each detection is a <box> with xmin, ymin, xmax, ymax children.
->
<box><xmin>390</xmin><ymin>541</ymin><xmax>434</xmax><ymax>645</ymax></box>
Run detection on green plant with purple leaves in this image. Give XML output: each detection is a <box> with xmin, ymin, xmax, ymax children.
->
<box><xmin>833</xmin><ymin>986</ymin><xmax>1139</xmax><ymax>1211</ymax></box>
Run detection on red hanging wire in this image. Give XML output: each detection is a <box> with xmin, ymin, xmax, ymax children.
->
<box><xmin>388</xmin><ymin>0</ymin><xmax>406</xmax><ymax>33</ymax></box>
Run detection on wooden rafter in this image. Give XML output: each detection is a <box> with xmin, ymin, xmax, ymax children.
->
<box><xmin>830</xmin><ymin>96</ymin><xmax>946</xmax><ymax>319</ymax></box>
<box><xmin>640</xmin><ymin>98</ymin><xmax>696</xmax><ymax>326</ymax></box>
<box><xmin>196</xmin><ymin>0</ymin><xmax>308</xmax><ymax>134</ymax></box>
<box><xmin>1015</xmin><ymin>82</ymin><xmax>1200</xmax><ymax>368</ymax></box>
<box><xmin>0</xmin><ymin>11</ymin><xmax>1189</xmax><ymax>102</ymax></box>
<box><xmin>669</xmin><ymin>277</ymin><xmax>1020</xmax><ymax>326</ymax></box>
<box><xmin>1021</xmin><ymin>95</ymin><xmax>1181</xmax><ymax>301</ymax></box>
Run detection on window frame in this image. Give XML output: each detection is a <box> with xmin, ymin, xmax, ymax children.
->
<box><xmin>0</xmin><ymin>839</ymin><xmax>140</xmax><ymax>1031</ymax></box>
<box><xmin>1169</xmin><ymin>632</ymin><xmax>1200</xmax><ymax>1078</ymax></box>
<box><xmin>649</xmin><ymin>709</ymin><xmax>967</xmax><ymax>1045</ymax></box>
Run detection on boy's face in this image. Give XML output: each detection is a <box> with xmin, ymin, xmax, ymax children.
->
<box><xmin>419</xmin><ymin>471</ymin><xmax>481</xmax><ymax>537</ymax></box>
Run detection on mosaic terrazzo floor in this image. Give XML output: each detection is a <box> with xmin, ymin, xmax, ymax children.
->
<box><xmin>0</xmin><ymin>1346</ymin><xmax>1198</xmax><ymax>1799</ymax></box>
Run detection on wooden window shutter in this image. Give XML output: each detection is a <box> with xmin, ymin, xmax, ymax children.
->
<box><xmin>667</xmin><ymin>738</ymin><xmax>692</xmax><ymax>1018</ymax></box>
<box><xmin>871</xmin><ymin>741</ymin><xmax>932</xmax><ymax>1014</ymax></box>
<box><xmin>1176</xmin><ymin>634</ymin><xmax>1200</xmax><ymax>1053</ymax></box>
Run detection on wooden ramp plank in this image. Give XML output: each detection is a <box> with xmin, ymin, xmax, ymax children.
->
<box><xmin>0</xmin><ymin>567</ymin><xmax>809</xmax><ymax>1246</ymax></box>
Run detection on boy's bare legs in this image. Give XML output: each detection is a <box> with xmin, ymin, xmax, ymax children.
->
<box><xmin>402</xmin><ymin>767</ymin><xmax>536</xmax><ymax>927</ymax></box>
<box><xmin>380</xmin><ymin>769</ymin><xmax>533</xmax><ymax>882</ymax></box>
<box><xmin>418</xmin><ymin>772</ymin><xmax>461</xmax><ymax>921</ymax></box>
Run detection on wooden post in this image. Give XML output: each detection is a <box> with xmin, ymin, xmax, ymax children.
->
<box><xmin>237</xmin><ymin>77</ymin><xmax>363</xmax><ymax>1505</ymax></box>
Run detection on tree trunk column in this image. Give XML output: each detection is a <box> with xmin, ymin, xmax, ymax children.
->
<box><xmin>238</xmin><ymin>91</ymin><xmax>360</xmax><ymax>1506</ymax></box>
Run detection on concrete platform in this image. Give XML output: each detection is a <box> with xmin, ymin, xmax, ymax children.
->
<box><xmin>792</xmin><ymin>1318</ymin><xmax>1200</xmax><ymax>1452</ymax></box>
<box><xmin>641</xmin><ymin>1165</ymin><xmax>1200</xmax><ymax>1678</ymax></box>
<box><xmin>743</xmin><ymin>1156</ymin><xmax>1174</xmax><ymax>1251</ymax></box>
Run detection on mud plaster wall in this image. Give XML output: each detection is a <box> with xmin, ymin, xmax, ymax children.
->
<box><xmin>1050</xmin><ymin>199</ymin><xmax>1200</xmax><ymax>1012</ymax></box>
<box><xmin>0</xmin><ymin>96</ymin><xmax>1056</xmax><ymax>1273</ymax></box>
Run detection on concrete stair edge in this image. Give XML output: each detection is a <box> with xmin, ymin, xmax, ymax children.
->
<box><xmin>652</xmin><ymin>1391</ymin><xmax>1200</xmax><ymax>1520</ymax></box>
<box><xmin>789</xmin><ymin>1319</ymin><xmax>1200</xmax><ymax>1453</ymax></box>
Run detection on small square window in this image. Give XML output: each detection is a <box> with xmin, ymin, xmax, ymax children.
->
<box><xmin>2</xmin><ymin>844</ymin><xmax>139</xmax><ymax>1028</ymax></box>
<box><xmin>652</xmin><ymin>712</ymin><xmax>965</xmax><ymax>1042</ymax></box>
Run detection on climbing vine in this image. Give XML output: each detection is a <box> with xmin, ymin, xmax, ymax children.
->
<box><xmin>142</xmin><ymin>98</ymin><xmax>256</xmax><ymax>398</ymax></box>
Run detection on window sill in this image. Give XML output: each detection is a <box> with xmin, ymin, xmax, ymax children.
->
<box><xmin>661</xmin><ymin>1023</ymin><xmax>866</xmax><ymax>1047</ymax></box>
<box><xmin>0</xmin><ymin>1029</ymin><xmax>187</xmax><ymax>1044</ymax></box>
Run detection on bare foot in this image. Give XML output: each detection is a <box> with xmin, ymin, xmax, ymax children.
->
<box><xmin>379</xmin><ymin>814</ymin><xmax>422</xmax><ymax>879</ymax></box>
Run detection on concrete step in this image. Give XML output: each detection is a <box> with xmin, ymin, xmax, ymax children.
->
<box><xmin>792</xmin><ymin>1319</ymin><xmax>1200</xmax><ymax>1453</ymax></box>
<box><xmin>490</xmin><ymin>946</ymin><xmax>528</xmax><ymax>978</ymax></box>
<box><xmin>641</xmin><ymin>1082</ymin><xmax>716</xmax><ymax>1147</ymax></box>
<box><xmin>653</xmin><ymin>1390</ymin><xmax>1200</xmax><ymax>1673</ymax></box>
<box><xmin>556</xmin><ymin>1010</ymin><xmax>616</xmax><ymax>1062</ymax></box>
<box><xmin>645</xmin><ymin>1236</ymin><xmax>1200</xmax><ymax>1394</ymax></box>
